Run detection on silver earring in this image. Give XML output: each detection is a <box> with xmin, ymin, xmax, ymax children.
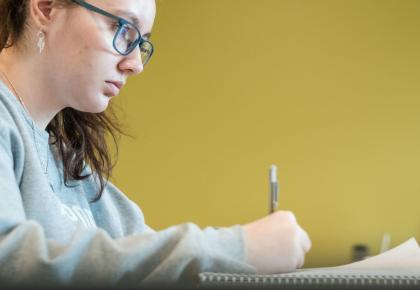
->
<box><xmin>37</xmin><ymin>31</ymin><xmax>45</xmax><ymax>53</ymax></box>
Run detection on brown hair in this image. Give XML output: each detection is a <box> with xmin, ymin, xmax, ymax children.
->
<box><xmin>0</xmin><ymin>0</ymin><xmax>125</xmax><ymax>202</ymax></box>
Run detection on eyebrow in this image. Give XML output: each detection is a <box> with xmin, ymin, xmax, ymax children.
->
<box><xmin>113</xmin><ymin>9</ymin><xmax>140</xmax><ymax>28</ymax></box>
<box><xmin>112</xmin><ymin>9</ymin><xmax>152</xmax><ymax>38</ymax></box>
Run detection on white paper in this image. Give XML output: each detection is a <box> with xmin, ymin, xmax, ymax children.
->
<box><xmin>335</xmin><ymin>237</ymin><xmax>420</xmax><ymax>270</ymax></box>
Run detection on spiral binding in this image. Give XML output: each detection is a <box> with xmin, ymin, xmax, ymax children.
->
<box><xmin>198</xmin><ymin>272</ymin><xmax>420</xmax><ymax>287</ymax></box>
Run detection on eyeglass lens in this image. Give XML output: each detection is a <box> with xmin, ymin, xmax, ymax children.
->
<box><xmin>114</xmin><ymin>23</ymin><xmax>153</xmax><ymax>65</ymax></box>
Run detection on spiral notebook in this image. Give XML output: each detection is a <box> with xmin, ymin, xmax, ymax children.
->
<box><xmin>198</xmin><ymin>238</ymin><xmax>420</xmax><ymax>288</ymax></box>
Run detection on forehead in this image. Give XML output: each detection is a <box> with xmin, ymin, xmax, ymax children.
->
<box><xmin>88</xmin><ymin>0</ymin><xmax>156</xmax><ymax>34</ymax></box>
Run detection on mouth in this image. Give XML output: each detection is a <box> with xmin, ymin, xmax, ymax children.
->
<box><xmin>104</xmin><ymin>80</ymin><xmax>124</xmax><ymax>97</ymax></box>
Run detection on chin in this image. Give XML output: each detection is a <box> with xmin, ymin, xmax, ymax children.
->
<box><xmin>93</xmin><ymin>101</ymin><xmax>111</xmax><ymax>113</ymax></box>
<box><xmin>78</xmin><ymin>95</ymin><xmax>111</xmax><ymax>113</ymax></box>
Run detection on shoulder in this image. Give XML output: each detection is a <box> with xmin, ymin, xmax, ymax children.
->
<box><xmin>0</xmin><ymin>81</ymin><xmax>23</xmax><ymax>124</ymax></box>
<box><xmin>0</xmin><ymin>85</ymin><xmax>25</xmax><ymax>152</ymax></box>
<box><xmin>84</xmin><ymin>173</ymin><xmax>140</xmax><ymax>212</ymax></box>
<box><xmin>0</xmin><ymin>107</ymin><xmax>23</xmax><ymax>151</ymax></box>
<box><xmin>84</xmin><ymin>174</ymin><xmax>150</xmax><ymax>235</ymax></box>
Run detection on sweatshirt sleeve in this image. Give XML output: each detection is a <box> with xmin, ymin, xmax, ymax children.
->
<box><xmin>0</xmin><ymin>221</ymin><xmax>255</xmax><ymax>286</ymax></box>
<box><xmin>0</xmin><ymin>130</ymin><xmax>256</xmax><ymax>287</ymax></box>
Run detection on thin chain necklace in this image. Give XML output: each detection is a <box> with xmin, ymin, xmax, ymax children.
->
<box><xmin>0</xmin><ymin>69</ymin><xmax>49</xmax><ymax>175</ymax></box>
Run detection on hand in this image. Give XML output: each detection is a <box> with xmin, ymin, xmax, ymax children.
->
<box><xmin>242</xmin><ymin>211</ymin><xmax>311</xmax><ymax>274</ymax></box>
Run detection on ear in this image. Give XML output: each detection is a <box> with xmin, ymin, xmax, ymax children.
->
<box><xmin>29</xmin><ymin>0</ymin><xmax>55</xmax><ymax>32</ymax></box>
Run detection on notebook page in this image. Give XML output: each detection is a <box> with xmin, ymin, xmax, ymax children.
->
<box><xmin>198</xmin><ymin>238</ymin><xmax>420</xmax><ymax>285</ymax></box>
<box><xmin>335</xmin><ymin>237</ymin><xmax>420</xmax><ymax>270</ymax></box>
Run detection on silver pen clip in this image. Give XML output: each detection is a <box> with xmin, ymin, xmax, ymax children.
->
<box><xmin>269</xmin><ymin>165</ymin><xmax>279</xmax><ymax>214</ymax></box>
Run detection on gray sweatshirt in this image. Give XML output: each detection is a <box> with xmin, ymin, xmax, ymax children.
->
<box><xmin>0</xmin><ymin>79</ymin><xmax>255</xmax><ymax>287</ymax></box>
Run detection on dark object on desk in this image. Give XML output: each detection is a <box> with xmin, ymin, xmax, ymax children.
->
<box><xmin>352</xmin><ymin>244</ymin><xmax>370</xmax><ymax>262</ymax></box>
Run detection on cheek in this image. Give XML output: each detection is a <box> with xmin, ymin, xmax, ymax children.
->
<box><xmin>49</xmin><ymin>12</ymin><xmax>115</xmax><ymax>64</ymax></box>
<box><xmin>46</xmin><ymin>14</ymin><xmax>119</xmax><ymax>110</ymax></box>
<box><xmin>48</xmin><ymin>22</ymin><xmax>112</xmax><ymax>84</ymax></box>
<box><xmin>65</xmin><ymin>64</ymin><xmax>111</xmax><ymax>113</ymax></box>
<box><xmin>66</xmin><ymin>51</ymin><xmax>115</xmax><ymax>108</ymax></box>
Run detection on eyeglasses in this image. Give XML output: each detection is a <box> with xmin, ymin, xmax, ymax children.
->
<box><xmin>71</xmin><ymin>0</ymin><xmax>154</xmax><ymax>66</ymax></box>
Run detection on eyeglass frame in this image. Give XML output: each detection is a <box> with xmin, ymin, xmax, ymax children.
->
<box><xmin>71</xmin><ymin>0</ymin><xmax>154</xmax><ymax>64</ymax></box>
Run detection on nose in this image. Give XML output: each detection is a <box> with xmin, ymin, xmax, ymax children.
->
<box><xmin>118</xmin><ymin>47</ymin><xmax>144</xmax><ymax>76</ymax></box>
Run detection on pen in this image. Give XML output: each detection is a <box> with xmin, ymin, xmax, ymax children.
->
<box><xmin>269</xmin><ymin>165</ymin><xmax>279</xmax><ymax>214</ymax></box>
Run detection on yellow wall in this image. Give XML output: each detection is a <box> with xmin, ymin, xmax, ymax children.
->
<box><xmin>111</xmin><ymin>0</ymin><xmax>420</xmax><ymax>267</ymax></box>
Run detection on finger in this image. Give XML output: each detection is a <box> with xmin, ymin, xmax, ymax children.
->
<box><xmin>296</xmin><ymin>247</ymin><xmax>305</xmax><ymax>269</ymax></box>
<box><xmin>279</xmin><ymin>210</ymin><xmax>297</xmax><ymax>224</ymax></box>
<box><xmin>299</xmin><ymin>227</ymin><xmax>312</xmax><ymax>253</ymax></box>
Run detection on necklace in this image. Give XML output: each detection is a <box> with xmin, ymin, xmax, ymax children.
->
<box><xmin>0</xmin><ymin>69</ymin><xmax>49</xmax><ymax>175</ymax></box>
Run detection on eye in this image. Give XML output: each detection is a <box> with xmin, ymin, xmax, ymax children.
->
<box><xmin>121</xmin><ymin>24</ymin><xmax>139</xmax><ymax>43</ymax></box>
<box><xmin>110</xmin><ymin>21</ymin><xmax>120</xmax><ymax>32</ymax></box>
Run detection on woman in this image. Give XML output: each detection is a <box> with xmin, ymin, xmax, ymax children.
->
<box><xmin>0</xmin><ymin>0</ymin><xmax>311</xmax><ymax>286</ymax></box>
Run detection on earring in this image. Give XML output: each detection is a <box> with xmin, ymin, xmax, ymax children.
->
<box><xmin>37</xmin><ymin>31</ymin><xmax>45</xmax><ymax>53</ymax></box>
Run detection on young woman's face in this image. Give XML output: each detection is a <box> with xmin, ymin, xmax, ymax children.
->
<box><xmin>45</xmin><ymin>0</ymin><xmax>156</xmax><ymax>113</ymax></box>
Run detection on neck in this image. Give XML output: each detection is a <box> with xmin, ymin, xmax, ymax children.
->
<box><xmin>0</xmin><ymin>48</ymin><xmax>64</xmax><ymax>130</ymax></box>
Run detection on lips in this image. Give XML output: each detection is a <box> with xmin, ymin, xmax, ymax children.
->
<box><xmin>107</xmin><ymin>80</ymin><xmax>123</xmax><ymax>90</ymax></box>
<box><xmin>104</xmin><ymin>80</ymin><xmax>124</xmax><ymax>97</ymax></box>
